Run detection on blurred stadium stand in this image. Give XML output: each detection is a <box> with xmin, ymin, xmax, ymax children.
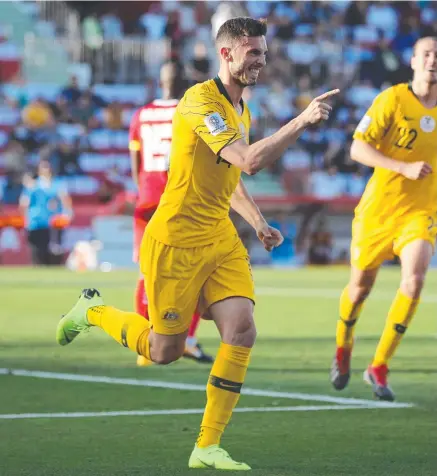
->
<box><xmin>1</xmin><ymin>0</ymin><xmax>436</xmax><ymax>266</ymax></box>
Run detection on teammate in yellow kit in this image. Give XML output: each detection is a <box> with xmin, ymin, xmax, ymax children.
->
<box><xmin>57</xmin><ymin>17</ymin><xmax>338</xmax><ymax>470</ymax></box>
<box><xmin>332</xmin><ymin>37</ymin><xmax>437</xmax><ymax>401</ymax></box>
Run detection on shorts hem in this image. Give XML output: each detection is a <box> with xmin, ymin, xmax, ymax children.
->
<box><xmin>350</xmin><ymin>260</ymin><xmax>385</xmax><ymax>271</ymax></box>
<box><xmin>205</xmin><ymin>294</ymin><xmax>255</xmax><ymax>314</ymax></box>
<box><xmin>149</xmin><ymin>326</ymin><xmax>189</xmax><ymax>337</ymax></box>
<box><xmin>393</xmin><ymin>236</ymin><xmax>436</xmax><ymax>257</ymax></box>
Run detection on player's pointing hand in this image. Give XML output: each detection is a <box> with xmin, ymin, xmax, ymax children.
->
<box><xmin>300</xmin><ymin>89</ymin><xmax>340</xmax><ymax>126</ymax></box>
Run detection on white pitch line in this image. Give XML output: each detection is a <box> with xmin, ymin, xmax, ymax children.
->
<box><xmin>256</xmin><ymin>286</ymin><xmax>437</xmax><ymax>303</ymax></box>
<box><xmin>1</xmin><ymin>276</ymin><xmax>435</xmax><ymax>303</ymax></box>
<box><xmin>0</xmin><ymin>368</ymin><xmax>414</xmax><ymax>409</ymax></box>
<box><xmin>0</xmin><ymin>403</ymin><xmax>413</xmax><ymax>421</ymax></box>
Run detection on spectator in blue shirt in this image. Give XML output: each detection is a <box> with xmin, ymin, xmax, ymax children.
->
<box><xmin>61</xmin><ymin>76</ymin><xmax>82</xmax><ymax>104</ymax></box>
<box><xmin>19</xmin><ymin>160</ymin><xmax>72</xmax><ymax>265</ymax></box>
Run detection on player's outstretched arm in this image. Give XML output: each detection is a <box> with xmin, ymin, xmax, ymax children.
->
<box><xmin>221</xmin><ymin>89</ymin><xmax>340</xmax><ymax>175</ymax></box>
<box><xmin>351</xmin><ymin>139</ymin><xmax>433</xmax><ymax>180</ymax></box>
<box><xmin>231</xmin><ymin>179</ymin><xmax>284</xmax><ymax>251</ymax></box>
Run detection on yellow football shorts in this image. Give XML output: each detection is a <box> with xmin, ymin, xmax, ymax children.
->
<box><xmin>139</xmin><ymin>231</ymin><xmax>255</xmax><ymax>335</ymax></box>
<box><xmin>351</xmin><ymin>212</ymin><xmax>437</xmax><ymax>270</ymax></box>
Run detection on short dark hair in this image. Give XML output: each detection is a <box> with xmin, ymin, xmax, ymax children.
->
<box><xmin>216</xmin><ymin>17</ymin><xmax>267</xmax><ymax>47</ymax></box>
<box><xmin>413</xmin><ymin>36</ymin><xmax>437</xmax><ymax>55</ymax></box>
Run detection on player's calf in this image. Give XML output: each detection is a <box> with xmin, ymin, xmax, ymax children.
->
<box><xmin>332</xmin><ymin>281</ymin><xmax>370</xmax><ymax>391</ymax></box>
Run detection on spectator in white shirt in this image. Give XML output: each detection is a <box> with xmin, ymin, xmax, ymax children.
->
<box><xmin>310</xmin><ymin>166</ymin><xmax>346</xmax><ymax>199</ymax></box>
<box><xmin>346</xmin><ymin>169</ymin><xmax>367</xmax><ymax>197</ymax></box>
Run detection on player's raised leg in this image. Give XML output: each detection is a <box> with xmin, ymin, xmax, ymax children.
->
<box><xmin>56</xmin><ymin>231</ymin><xmax>196</xmax><ymax>366</ymax></box>
<box><xmin>56</xmin><ymin>288</ymin><xmax>153</xmax><ymax>362</ymax></box>
<box><xmin>366</xmin><ymin>238</ymin><xmax>433</xmax><ymax>401</ymax></box>
<box><xmin>56</xmin><ymin>286</ymin><xmax>189</xmax><ymax>367</ymax></box>
<box><xmin>331</xmin><ymin>265</ymin><xmax>378</xmax><ymax>390</ymax></box>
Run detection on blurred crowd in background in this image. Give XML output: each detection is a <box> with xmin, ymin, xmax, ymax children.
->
<box><xmin>2</xmin><ymin>1</ymin><xmax>436</xmax><ymax>206</ymax></box>
<box><xmin>0</xmin><ymin>1</ymin><xmax>435</xmax><ymax>267</ymax></box>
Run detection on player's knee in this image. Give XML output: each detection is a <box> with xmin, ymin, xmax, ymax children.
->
<box><xmin>349</xmin><ymin>284</ymin><xmax>372</xmax><ymax>304</ymax></box>
<box><xmin>151</xmin><ymin>340</ymin><xmax>185</xmax><ymax>365</ymax></box>
<box><xmin>223</xmin><ymin>313</ymin><xmax>257</xmax><ymax>348</ymax></box>
<box><xmin>152</xmin><ymin>347</ymin><xmax>183</xmax><ymax>365</ymax></box>
<box><xmin>228</xmin><ymin>326</ymin><xmax>257</xmax><ymax>348</ymax></box>
<box><xmin>401</xmin><ymin>273</ymin><xmax>426</xmax><ymax>299</ymax></box>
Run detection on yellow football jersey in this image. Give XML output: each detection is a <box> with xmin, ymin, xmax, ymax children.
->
<box><xmin>353</xmin><ymin>83</ymin><xmax>437</xmax><ymax>220</ymax></box>
<box><xmin>146</xmin><ymin>77</ymin><xmax>251</xmax><ymax>247</ymax></box>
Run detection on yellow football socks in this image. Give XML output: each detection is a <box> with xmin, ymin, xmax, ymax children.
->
<box><xmin>197</xmin><ymin>343</ymin><xmax>251</xmax><ymax>448</ymax></box>
<box><xmin>372</xmin><ymin>290</ymin><xmax>419</xmax><ymax>367</ymax></box>
<box><xmin>87</xmin><ymin>305</ymin><xmax>152</xmax><ymax>361</ymax></box>
<box><xmin>336</xmin><ymin>286</ymin><xmax>364</xmax><ymax>349</ymax></box>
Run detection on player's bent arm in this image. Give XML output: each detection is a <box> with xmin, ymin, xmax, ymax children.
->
<box><xmin>221</xmin><ymin>116</ymin><xmax>308</xmax><ymax>175</ymax></box>
<box><xmin>351</xmin><ymin>139</ymin><xmax>433</xmax><ymax>180</ymax></box>
<box><xmin>220</xmin><ymin>89</ymin><xmax>339</xmax><ymax>175</ymax></box>
<box><xmin>230</xmin><ymin>178</ymin><xmax>266</xmax><ymax>229</ymax></box>
<box><xmin>350</xmin><ymin>139</ymin><xmax>405</xmax><ymax>173</ymax></box>
<box><xmin>231</xmin><ymin>179</ymin><xmax>284</xmax><ymax>251</ymax></box>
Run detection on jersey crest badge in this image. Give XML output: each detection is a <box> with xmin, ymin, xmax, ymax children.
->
<box><xmin>205</xmin><ymin>112</ymin><xmax>227</xmax><ymax>136</ymax></box>
<box><xmin>420</xmin><ymin>115</ymin><xmax>435</xmax><ymax>133</ymax></box>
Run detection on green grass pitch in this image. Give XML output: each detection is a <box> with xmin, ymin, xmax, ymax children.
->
<box><xmin>0</xmin><ymin>266</ymin><xmax>436</xmax><ymax>476</ymax></box>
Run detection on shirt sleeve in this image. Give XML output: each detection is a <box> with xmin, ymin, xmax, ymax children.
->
<box><xmin>178</xmin><ymin>86</ymin><xmax>244</xmax><ymax>155</ymax></box>
<box><xmin>353</xmin><ymin>87</ymin><xmax>397</xmax><ymax>145</ymax></box>
<box><xmin>129</xmin><ymin>109</ymin><xmax>141</xmax><ymax>152</ymax></box>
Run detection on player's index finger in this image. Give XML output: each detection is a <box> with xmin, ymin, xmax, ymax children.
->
<box><xmin>316</xmin><ymin>89</ymin><xmax>340</xmax><ymax>100</ymax></box>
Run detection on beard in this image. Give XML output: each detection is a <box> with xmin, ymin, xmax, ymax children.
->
<box><xmin>231</xmin><ymin>64</ymin><xmax>258</xmax><ymax>87</ymax></box>
<box><xmin>422</xmin><ymin>69</ymin><xmax>437</xmax><ymax>84</ymax></box>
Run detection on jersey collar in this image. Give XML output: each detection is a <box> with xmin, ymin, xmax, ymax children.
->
<box><xmin>408</xmin><ymin>81</ymin><xmax>437</xmax><ymax>109</ymax></box>
<box><xmin>213</xmin><ymin>76</ymin><xmax>245</xmax><ymax>114</ymax></box>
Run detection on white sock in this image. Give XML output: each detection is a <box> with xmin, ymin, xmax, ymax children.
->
<box><xmin>186</xmin><ymin>336</ymin><xmax>197</xmax><ymax>348</ymax></box>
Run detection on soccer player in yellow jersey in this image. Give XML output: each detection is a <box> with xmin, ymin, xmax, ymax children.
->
<box><xmin>57</xmin><ymin>17</ymin><xmax>338</xmax><ymax>470</ymax></box>
<box><xmin>331</xmin><ymin>36</ymin><xmax>437</xmax><ymax>402</ymax></box>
